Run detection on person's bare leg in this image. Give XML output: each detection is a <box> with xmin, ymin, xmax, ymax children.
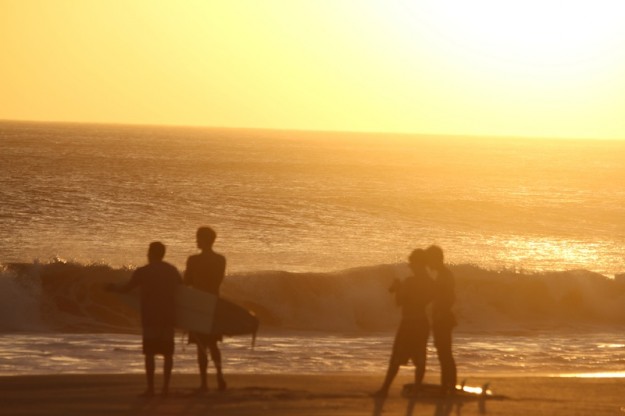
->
<box><xmin>197</xmin><ymin>346</ymin><xmax>208</xmax><ymax>391</ymax></box>
<box><xmin>375</xmin><ymin>358</ymin><xmax>400</xmax><ymax>397</ymax></box>
<box><xmin>162</xmin><ymin>354</ymin><xmax>173</xmax><ymax>396</ymax></box>
<box><xmin>413</xmin><ymin>354</ymin><xmax>426</xmax><ymax>396</ymax></box>
<box><xmin>142</xmin><ymin>354</ymin><xmax>155</xmax><ymax>397</ymax></box>
<box><xmin>209</xmin><ymin>342</ymin><xmax>226</xmax><ymax>390</ymax></box>
<box><xmin>434</xmin><ymin>326</ymin><xmax>456</xmax><ymax>394</ymax></box>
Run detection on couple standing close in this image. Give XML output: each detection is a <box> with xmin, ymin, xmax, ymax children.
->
<box><xmin>375</xmin><ymin>245</ymin><xmax>457</xmax><ymax>397</ymax></box>
<box><xmin>107</xmin><ymin>226</ymin><xmax>225</xmax><ymax>397</ymax></box>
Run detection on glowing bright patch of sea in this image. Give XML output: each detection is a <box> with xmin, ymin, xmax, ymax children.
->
<box><xmin>2</xmin><ymin>331</ymin><xmax>624</xmax><ymax>377</ymax></box>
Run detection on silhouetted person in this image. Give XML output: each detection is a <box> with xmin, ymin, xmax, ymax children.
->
<box><xmin>107</xmin><ymin>241</ymin><xmax>182</xmax><ymax>397</ymax></box>
<box><xmin>426</xmin><ymin>245</ymin><xmax>457</xmax><ymax>395</ymax></box>
<box><xmin>184</xmin><ymin>226</ymin><xmax>227</xmax><ymax>392</ymax></box>
<box><xmin>374</xmin><ymin>249</ymin><xmax>435</xmax><ymax>397</ymax></box>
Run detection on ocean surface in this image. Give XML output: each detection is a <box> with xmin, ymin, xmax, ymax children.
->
<box><xmin>1</xmin><ymin>120</ymin><xmax>625</xmax><ymax>377</ymax></box>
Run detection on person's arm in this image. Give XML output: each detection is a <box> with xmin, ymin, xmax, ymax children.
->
<box><xmin>388</xmin><ymin>278</ymin><xmax>404</xmax><ymax>306</ymax></box>
<box><xmin>174</xmin><ymin>266</ymin><xmax>183</xmax><ymax>284</ymax></box>
<box><xmin>216</xmin><ymin>256</ymin><xmax>226</xmax><ymax>289</ymax></box>
<box><xmin>439</xmin><ymin>270</ymin><xmax>456</xmax><ymax>308</ymax></box>
<box><xmin>183</xmin><ymin>257</ymin><xmax>193</xmax><ymax>286</ymax></box>
<box><xmin>395</xmin><ymin>286</ymin><xmax>404</xmax><ymax>306</ymax></box>
<box><xmin>397</xmin><ymin>277</ymin><xmax>420</xmax><ymax>307</ymax></box>
<box><xmin>106</xmin><ymin>270</ymin><xmax>140</xmax><ymax>293</ymax></box>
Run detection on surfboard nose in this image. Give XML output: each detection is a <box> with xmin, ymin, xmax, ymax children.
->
<box><xmin>212</xmin><ymin>298</ymin><xmax>260</xmax><ymax>337</ymax></box>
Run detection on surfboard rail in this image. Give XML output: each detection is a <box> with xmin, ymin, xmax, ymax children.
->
<box><xmin>117</xmin><ymin>285</ymin><xmax>259</xmax><ymax>337</ymax></box>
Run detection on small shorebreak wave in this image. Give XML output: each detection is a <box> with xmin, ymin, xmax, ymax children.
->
<box><xmin>2</xmin><ymin>261</ymin><xmax>625</xmax><ymax>333</ymax></box>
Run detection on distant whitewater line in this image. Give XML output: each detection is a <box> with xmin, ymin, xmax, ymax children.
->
<box><xmin>2</xmin><ymin>261</ymin><xmax>625</xmax><ymax>333</ymax></box>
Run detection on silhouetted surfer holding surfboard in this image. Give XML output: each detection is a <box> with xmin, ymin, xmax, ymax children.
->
<box><xmin>374</xmin><ymin>249</ymin><xmax>435</xmax><ymax>397</ymax></box>
<box><xmin>106</xmin><ymin>241</ymin><xmax>182</xmax><ymax>397</ymax></box>
<box><xmin>184</xmin><ymin>226</ymin><xmax>227</xmax><ymax>392</ymax></box>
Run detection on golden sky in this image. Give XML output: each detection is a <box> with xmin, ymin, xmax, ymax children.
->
<box><xmin>2</xmin><ymin>0</ymin><xmax>625</xmax><ymax>138</ymax></box>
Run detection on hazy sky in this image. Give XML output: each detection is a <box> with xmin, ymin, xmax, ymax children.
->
<box><xmin>2</xmin><ymin>0</ymin><xmax>625</xmax><ymax>138</ymax></box>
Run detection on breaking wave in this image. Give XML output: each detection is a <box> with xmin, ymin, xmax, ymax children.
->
<box><xmin>2</xmin><ymin>261</ymin><xmax>625</xmax><ymax>333</ymax></box>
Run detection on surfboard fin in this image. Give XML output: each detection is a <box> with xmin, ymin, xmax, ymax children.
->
<box><xmin>251</xmin><ymin>330</ymin><xmax>257</xmax><ymax>349</ymax></box>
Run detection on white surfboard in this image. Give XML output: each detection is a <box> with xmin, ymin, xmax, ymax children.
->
<box><xmin>119</xmin><ymin>285</ymin><xmax>258</xmax><ymax>336</ymax></box>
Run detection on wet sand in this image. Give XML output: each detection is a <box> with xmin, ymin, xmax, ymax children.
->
<box><xmin>2</xmin><ymin>373</ymin><xmax>624</xmax><ymax>415</ymax></box>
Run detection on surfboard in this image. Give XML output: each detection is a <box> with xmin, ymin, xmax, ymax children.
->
<box><xmin>119</xmin><ymin>285</ymin><xmax>259</xmax><ymax>336</ymax></box>
<box><xmin>401</xmin><ymin>381</ymin><xmax>496</xmax><ymax>399</ymax></box>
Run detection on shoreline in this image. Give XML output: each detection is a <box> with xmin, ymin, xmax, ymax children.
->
<box><xmin>2</xmin><ymin>373</ymin><xmax>624</xmax><ymax>415</ymax></box>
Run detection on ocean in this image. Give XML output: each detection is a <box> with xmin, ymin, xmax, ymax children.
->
<box><xmin>1</xmin><ymin>120</ymin><xmax>625</xmax><ymax>378</ymax></box>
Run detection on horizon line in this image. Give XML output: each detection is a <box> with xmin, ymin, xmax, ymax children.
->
<box><xmin>1</xmin><ymin>117</ymin><xmax>623</xmax><ymax>142</ymax></box>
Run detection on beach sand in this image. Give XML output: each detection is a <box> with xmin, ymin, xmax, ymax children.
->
<box><xmin>2</xmin><ymin>373</ymin><xmax>624</xmax><ymax>415</ymax></box>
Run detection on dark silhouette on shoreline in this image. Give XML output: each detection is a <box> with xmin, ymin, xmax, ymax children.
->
<box><xmin>184</xmin><ymin>226</ymin><xmax>227</xmax><ymax>392</ymax></box>
<box><xmin>106</xmin><ymin>241</ymin><xmax>182</xmax><ymax>397</ymax></box>
<box><xmin>374</xmin><ymin>248</ymin><xmax>435</xmax><ymax>397</ymax></box>
<box><xmin>427</xmin><ymin>245</ymin><xmax>458</xmax><ymax>394</ymax></box>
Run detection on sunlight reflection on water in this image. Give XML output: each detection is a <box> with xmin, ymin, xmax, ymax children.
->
<box><xmin>558</xmin><ymin>372</ymin><xmax>625</xmax><ymax>378</ymax></box>
<box><xmin>1</xmin><ymin>331</ymin><xmax>625</xmax><ymax>377</ymax></box>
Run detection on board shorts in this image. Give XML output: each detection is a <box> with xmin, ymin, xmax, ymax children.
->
<box><xmin>142</xmin><ymin>326</ymin><xmax>175</xmax><ymax>355</ymax></box>
<box><xmin>391</xmin><ymin>318</ymin><xmax>430</xmax><ymax>366</ymax></box>
<box><xmin>188</xmin><ymin>331</ymin><xmax>223</xmax><ymax>347</ymax></box>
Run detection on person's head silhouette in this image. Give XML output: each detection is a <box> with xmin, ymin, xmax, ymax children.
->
<box><xmin>196</xmin><ymin>226</ymin><xmax>217</xmax><ymax>250</ymax></box>
<box><xmin>147</xmin><ymin>241</ymin><xmax>166</xmax><ymax>263</ymax></box>
<box><xmin>409</xmin><ymin>248</ymin><xmax>427</xmax><ymax>270</ymax></box>
<box><xmin>425</xmin><ymin>245</ymin><xmax>445</xmax><ymax>270</ymax></box>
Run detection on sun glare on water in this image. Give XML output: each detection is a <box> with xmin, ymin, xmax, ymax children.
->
<box><xmin>559</xmin><ymin>372</ymin><xmax>625</xmax><ymax>378</ymax></box>
<box><xmin>458</xmin><ymin>384</ymin><xmax>492</xmax><ymax>396</ymax></box>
